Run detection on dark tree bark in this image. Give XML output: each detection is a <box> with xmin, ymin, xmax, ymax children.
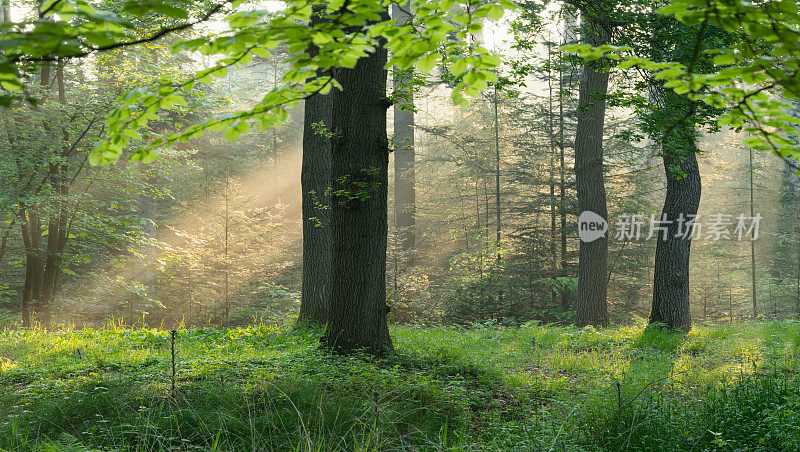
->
<box><xmin>574</xmin><ymin>16</ymin><xmax>611</xmax><ymax>327</ymax></box>
<box><xmin>40</xmin><ymin>163</ymin><xmax>69</xmax><ymax>320</ymax></box>
<box><xmin>650</xmin><ymin>122</ymin><xmax>700</xmax><ymax>331</ymax></box>
<box><xmin>321</xmin><ymin>28</ymin><xmax>393</xmax><ymax>356</ymax></box>
<box><xmin>392</xmin><ymin>2</ymin><xmax>416</xmax><ymax>263</ymax></box>
<box><xmin>298</xmin><ymin>6</ymin><xmax>332</xmax><ymax>326</ymax></box>
<box><xmin>20</xmin><ymin>208</ymin><xmax>43</xmax><ymax>328</ymax></box>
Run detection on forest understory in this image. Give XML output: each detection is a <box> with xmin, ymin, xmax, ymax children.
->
<box><xmin>1</xmin><ymin>320</ymin><xmax>798</xmax><ymax>451</ymax></box>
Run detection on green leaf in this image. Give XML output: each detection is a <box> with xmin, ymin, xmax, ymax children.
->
<box><xmin>486</xmin><ymin>4</ymin><xmax>504</xmax><ymax>20</ymax></box>
<box><xmin>151</xmin><ymin>4</ymin><xmax>189</xmax><ymax>19</ymax></box>
<box><xmin>450</xmin><ymin>58</ymin><xmax>467</xmax><ymax>76</ymax></box>
<box><xmin>224</xmin><ymin>127</ymin><xmax>240</xmax><ymax>142</ymax></box>
<box><xmin>0</xmin><ymin>80</ymin><xmax>22</xmax><ymax>92</ymax></box>
<box><xmin>416</xmin><ymin>53</ymin><xmax>438</xmax><ymax>73</ymax></box>
<box><xmin>713</xmin><ymin>54</ymin><xmax>736</xmax><ymax>66</ymax></box>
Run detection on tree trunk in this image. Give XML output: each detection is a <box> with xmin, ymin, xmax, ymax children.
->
<box><xmin>748</xmin><ymin>144</ymin><xmax>757</xmax><ymax>317</ymax></box>
<box><xmin>574</xmin><ymin>17</ymin><xmax>611</xmax><ymax>327</ymax></box>
<box><xmin>650</xmin><ymin>122</ymin><xmax>700</xmax><ymax>331</ymax></box>
<box><xmin>322</xmin><ymin>27</ymin><xmax>393</xmax><ymax>356</ymax></box>
<box><xmin>558</xmin><ymin>53</ymin><xmax>568</xmax><ymax>310</ymax></box>
<box><xmin>548</xmin><ymin>45</ymin><xmax>557</xmax><ymax>305</ymax></box>
<box><xmin>38</xmin><ymin>62</ymin><xmax>70</xmax><ymax>325</ymax></box>
<box><xmin>298</xmin><ymin>6</ymin><xmax>332</xmax><ymax>326</ymax></box>
<box><xmin>392</xmin><ymin>1</ymin><xmax>416</xmax><ymax>263</ymax></box>
<box><xmin>39</xmin><ymin>164</ymin><xmax>69</xmax><ymax>323</ymax></box>
<box><xmin>20</xmin><ymin>208</ymin><xmax>44</xmax><ymax>328</ymax></box>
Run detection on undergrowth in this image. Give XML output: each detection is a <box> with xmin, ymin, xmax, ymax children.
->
<box><xmin>0</xmin><ymin>320</ymin><xmax>798</xmax><ymax>451</ymax></box>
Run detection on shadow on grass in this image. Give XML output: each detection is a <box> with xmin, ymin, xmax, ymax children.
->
<box><xmin>592</xmin><ymin>323</ymin><xmax>688</xmax><ymax>450</ymax></box>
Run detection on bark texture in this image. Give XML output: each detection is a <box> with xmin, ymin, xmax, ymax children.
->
<box><xmin>321</xmin><ymin>30</ymin><xmax>393</xmax><ymax>356</ymax></box>
<box><xmin>392</xmin><ymin>2</ymin><xmax>415</xmax><ymax>262</ymax></box>
<box><xmin>298</xmin><ymin>7</ymin><xmax>332</xmax><ymax>326</ymax></box>
<box><xmin>574</xmin><ymin>17</ymin><xmax>611</xmax><ymax>327</ymax></box>
<box><xmin>650</xmin><ymin>122</ymin><xmax>700</xmax><ymax>331</ymax></box>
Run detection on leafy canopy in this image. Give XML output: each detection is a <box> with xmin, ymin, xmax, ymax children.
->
<box><xmin>564</xmin><ymin>0</ymin><xmax>800</xmax><ymax>164</ymax></box>
<box><xmin>0</xmin><ymin>0</ymin><xmax>515</xmax><ymax>165</ymax></box>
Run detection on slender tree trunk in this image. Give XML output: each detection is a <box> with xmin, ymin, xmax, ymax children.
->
<box><xmin>322</xmin><ymin>24</ymin><xmax>393</xmax><ymax>355</ymax></box>
<box><xmin>40</xmin><ymin>164</ymin><xmax>68</xmax><ymax>321</ymax></box>
<box><xmin>19</xmin><ymin>214</ymin><xmax>32</xmax><ymax>328</ymax></box>
<box><xmin>223</xmin><ymin>169</ymin><xmax>230</xmax><ymax>326</ymax></box>
<box><xmin>748</xmin><ymin>145</ymin><xmax>757</xmax><ymax>317</ymax></box>
<box><xmin>20</xmin><ymin>208</ymin><xmax>43</xmax><ymax>328</ymax></box>
<box><xmin>493</xmin><ymin>82</ymin><xmax>501</xmax><ymax>258</ymax></box>
<box><xmin>138</xmin><ymin>175</ymin><xmax>157</xmax><ymax>292</ymax></box>
<box><xmin>574</xmin><ymin>17</ymin><xmax>611</xmax><ymax>327</ymax></box>
<box><xmin>650</xmin><ymin>122</ymin><xmax>700</xmax><ymax>331</ymax></box>
<box><xmin>559</xmin><ymin>56</ymin><xmax>568</xmax><ymax>310</ymax></box>
<box><xmin>39</xmin><ymin>213</ymin><xmax>60</xmax><ymax>323</ymax></box>
<box><xmin>0</xmin><ymin>221</ymin><xmax>12</xmax><ymax>264</ymax></box>
<box><xmin>25</xmin><ymin>30</ymin><xmax>68</xmax><ymax>326</ymax></box>
<box><xmin>475</xmin><ymin>179</ymin><xmax>483</xmax><ymax>279</ymax></box>
<box><xmin>298</xmin><ymin>6</ymin><xmax>333</xmax><ymax>326</ymax></box>
<box><xmin>559</xmin><ymin>7</ymin><xmax>577</xmax><ymax>311</ymax></box>
<box><xmin>548</xmin><ymin>45</ymin><xmax>558</xmax><ymax>305</ymax></box>
<box><xmin>392</xmin><ymin>1</ymin><xmax>416</xmax><ymax>264</ymax></box>
<box><xmin>547</xmin><ymin>46</ymin><xmax>558</xmax><ymax>303</ymax></box>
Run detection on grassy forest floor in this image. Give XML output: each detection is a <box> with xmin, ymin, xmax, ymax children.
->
<box><xmin>0</xmin><ymin>320</ymin><xmax>798</xmax><ymax>451</ymax></box>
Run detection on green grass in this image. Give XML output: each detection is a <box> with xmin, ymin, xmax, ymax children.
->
<box><xmin>0</xmin><ymin>319</ymin><xmax>798</xmax><ymax>451</ymax></box>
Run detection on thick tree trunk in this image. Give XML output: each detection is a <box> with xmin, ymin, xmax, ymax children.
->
<box><xmin>392</xmin><ymin>2</ymin><xmax>416</xmax><ymax>263</ymax></box>
<box><xmin>298</xmin><ymin>6</ymin><xmax>332</xmax><ymax>326</ymax></box>
<box><xmin>322</xmin><ymin>29</ymin><xmax>393</xmax><ymax>356</ymax></box>
<box><xmin>574</xmin><ymin>17</ymin><xmax>610</xmax><ymax>327</ymax></box>
<box><xmin>650</xmin><ymin>123</ymin><xmax>700</xmax><ymax>331</ymax></box>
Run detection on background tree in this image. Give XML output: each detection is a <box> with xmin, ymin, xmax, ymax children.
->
<box><xmin>392</xmin><ymin>1</ymin><xmax>417</xmax><ymax>265</ymax></box>
<box><xmin>573</xmin><ymin>1</ymin><xmax>614</xmax><ymax>327</ymax></box>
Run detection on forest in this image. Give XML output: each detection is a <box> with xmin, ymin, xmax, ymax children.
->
<box><xmin>0</xmin><ymin>0</ymin><xmax>799</xmax><ymax>450</ymax></box>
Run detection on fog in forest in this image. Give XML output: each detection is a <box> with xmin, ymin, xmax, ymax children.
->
<box><xmin>1</xmin><ymin>5</ymin><xmax>794</xmax><ymax>329</ymax></box>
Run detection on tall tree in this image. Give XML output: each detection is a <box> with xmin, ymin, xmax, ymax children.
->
<box><xmin>17</xmin><ymin>15</ymin><xmax>72</xmax><ymax>326</ymax></box>
<box><xmin>392</xmin><ymin>1</ymin><xmax>416</xmax><ymax>263</ymax></box>
<box><xmin>298</xmin><ymin>6</ymin><xmax>332</xmax><ymax>326</ymax></box>
<box><xmin>649</xmin><ymin>96</ymin><xmax>700</xmax><ymax>330</ymax></box>
<box><xmin>637</xmin><ymin>16</ymin><xmax>726</xmax><ymax>330</ymax></box>
<box><xmin>748</xmin><ymin>143</ymin><xmax>757</xmax><ymax>317</ymax></box>
<box><xmin>574</xmin><ymin>5</ymin><xmax>613</xmax><ymax>326</ymax></box>
<box><xmin>321</xmin><ymin>20</ymin><xmax>393</xmax><ymax>355</ymax></box>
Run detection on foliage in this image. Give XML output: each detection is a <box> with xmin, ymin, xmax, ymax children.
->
<box><xmin>0</xmin><ymin>0</ymin><xmax>514</xmax><ymax>165</ymax></box>
<box><xmin>0</xmin><ymin>321</ymin><xmax>798</xmax><ymax>450</ymax></box>
<box><xmin>565</xmin><ymin>0</ymin><xmax>800</xmax><ymax>164</ymax></box>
